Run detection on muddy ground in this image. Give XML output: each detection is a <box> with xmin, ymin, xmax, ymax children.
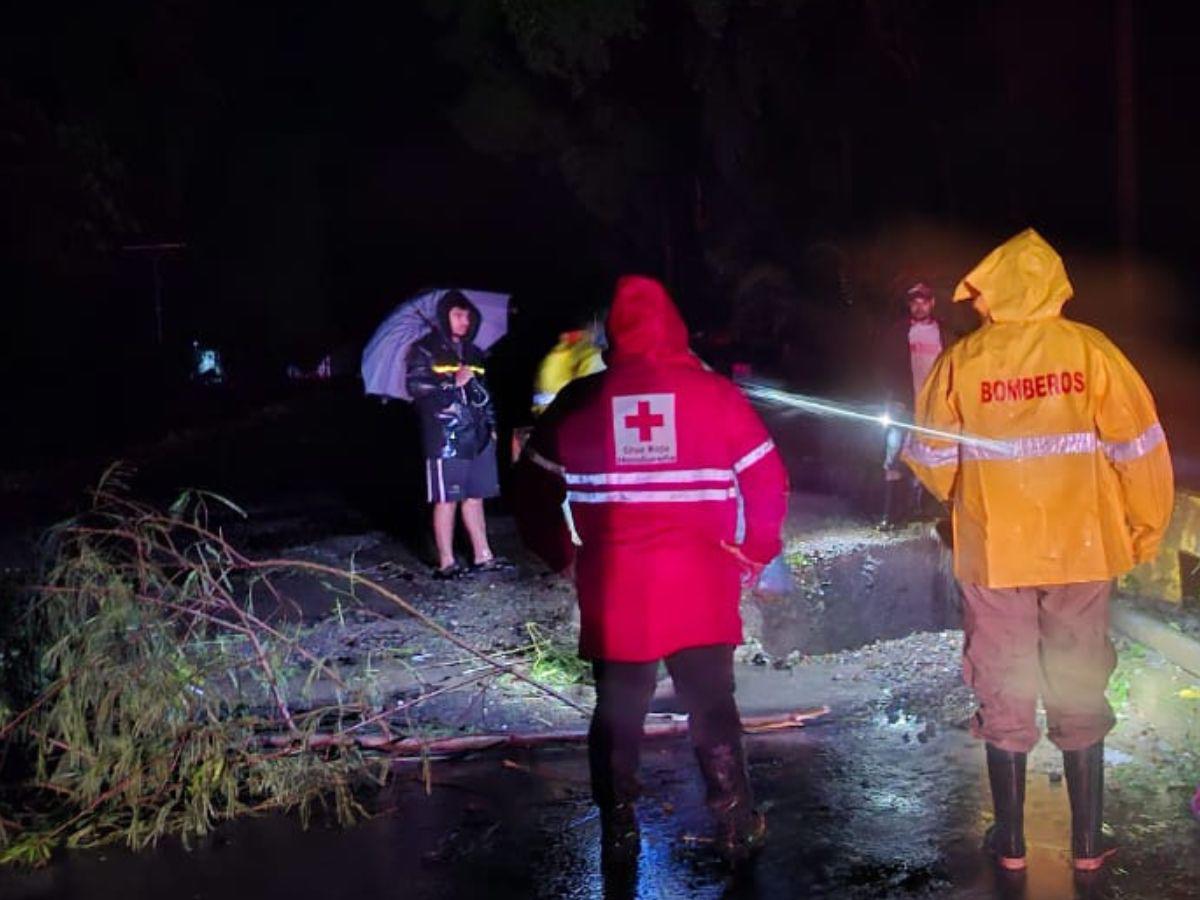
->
<box><xmin>4</xmin><ymin>497</ymin><xmax>1199</xmax><ymax>899</ymax></box>
<box><xmin>2</xmin><ymin>387</ymin><xmax>1199</xmax><ymax>898</ymax></box>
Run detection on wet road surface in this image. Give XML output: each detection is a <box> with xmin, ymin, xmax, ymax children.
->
<box><xmin>3</xmin><ymin>709</ymin><xmax>1194</xmax><ymax>900</ymax></box>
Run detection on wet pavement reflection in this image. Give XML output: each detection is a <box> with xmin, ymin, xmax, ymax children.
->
<box><xmin>4</xmin><ymin>712</ymin><xmax>1188</xmax><ymax>900</ymax></box>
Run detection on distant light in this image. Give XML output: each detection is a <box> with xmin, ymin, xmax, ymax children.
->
<box><xmin>191</xmin><ymin>340</ymin><xmax>225</xmax><ymax>384</ymax></box>
<box><xmin>878</xmin><ymin>413</ymin><xmax>892</xmax><ymax>427</ymax></box>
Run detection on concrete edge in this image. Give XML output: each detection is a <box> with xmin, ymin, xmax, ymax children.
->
<box><xmin>1112</xmin><ymin>599</ymin><xmax>1200</xmax><ymax>679</ymax></box>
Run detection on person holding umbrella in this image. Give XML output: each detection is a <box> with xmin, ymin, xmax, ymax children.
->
<box><xmin>406</xmin><ymin>289</ymin><xmax>511</xmax><ymax>579</ymax></box>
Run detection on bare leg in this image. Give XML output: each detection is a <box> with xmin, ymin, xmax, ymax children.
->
<box><xmin>461</xmin><ymin>498</ymin><xmax>494</xmax><ymax>564</ymax></box>
<box><xmin>433</xmin><ymin>502</ymin><xmax>458</xmax><ymax>569</ymax></box>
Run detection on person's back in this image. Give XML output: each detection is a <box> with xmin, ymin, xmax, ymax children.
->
<box><xmin>516</xmin><ymin>275</ymin><xmax>787</xmax><ymax>866</ymax></box>
<box><xmin>906</xmin><ymin>229</ymin><xmax>1172</xmax><ymax>588</ymax></box>
<box><xmin>947</xmin><ymin>314</ymin><xmax>1153</xmax><ymax>584</ymax></box>
<box><xmin>904</xmin><ymin>229</ymin><xmax>1173</xmax><ymax>873</ymax></box>
<box><xmin>525</xmin><ymin>277</ymin><xmax>787</xmax><ymax>661</ymax></box>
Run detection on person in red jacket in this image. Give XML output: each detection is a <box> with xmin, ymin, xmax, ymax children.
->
<box><xmin>515</xmin><ymin>275</ymin><xmax>789</xmax><ymax>864</ymax></box>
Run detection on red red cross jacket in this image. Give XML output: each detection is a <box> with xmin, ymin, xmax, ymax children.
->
<box><xmin>515</xmin><ymin>276</ymin><xmax>789</xmax><ymax>662</ymax></box>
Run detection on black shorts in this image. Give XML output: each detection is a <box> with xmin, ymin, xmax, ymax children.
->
<box><xmin>425</xmin><ymin>443</ymin><xmax>500</xmax><ymax>503</ymax></box>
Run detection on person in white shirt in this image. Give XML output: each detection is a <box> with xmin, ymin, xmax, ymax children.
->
<box><xmin>877</xmin><ymin>281</ymin><xmax>954</xmax><ymax>527</ymax></box>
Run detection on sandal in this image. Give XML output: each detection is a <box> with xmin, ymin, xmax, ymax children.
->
<box><xmin>432</xmin><ymin>563</ymin><xmax>468</xmax><ymax>580</ymax></box>
<box><xmin>470</xmin><ymin>556</ymin><xmax>515</xmax><ymax>573</ymax></box>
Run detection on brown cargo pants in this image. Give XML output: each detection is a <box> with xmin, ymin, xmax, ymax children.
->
<box><xmin>959</xmin><ymin>580</ymin><xmax>1116</xmax><ymax>753</ymax></box>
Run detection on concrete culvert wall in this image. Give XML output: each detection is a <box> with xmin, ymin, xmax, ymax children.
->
<box><xmin>745</xmin><ymin>524</ymin><xmax>961</xmax><ymax>659</ymax></box>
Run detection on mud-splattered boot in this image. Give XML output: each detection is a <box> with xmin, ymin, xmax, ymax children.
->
<box><xmin>1064</xmin><ymin>741</ymin><xmax>1117</xmax><ymax>871</ymax></box>
<box><xmin>983</xmin><ymin>743</ymin><xmax>1027</xmax><ymax>871</ymax></box>
<box><xmin>696</xmin><ymin>743</ymin><xmax>767</xmax><ymax>864</ymax></box>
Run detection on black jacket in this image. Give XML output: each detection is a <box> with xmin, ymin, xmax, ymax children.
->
<box><xmin>406</xmin><ymin>294</ymin><xmax>496</xmax><ymax>459</ymax></box>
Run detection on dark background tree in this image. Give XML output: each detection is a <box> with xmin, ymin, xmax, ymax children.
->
<box><xmin>4</xmin><ymin>0</ymin><xmax>1198</xmax><ymax>464</ymax></box>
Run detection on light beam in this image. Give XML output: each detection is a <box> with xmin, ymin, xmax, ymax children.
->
<box><xmin>739</xmin><ymin>381</ymin><xmax>1006</xmax><ymax>451</ymax></box>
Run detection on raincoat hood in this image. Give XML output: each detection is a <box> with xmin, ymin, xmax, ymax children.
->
<box><xmin>953</xmin><ymin>229</ymin><xmax>1074</xmax><ymax>323</ymax></box>
<box><xmin>605</xmin><ymin>276</ymin><xmax>692</xmax><ymax>364</ymax></box>
<box><xmin>435</xmin><ymin>291</ymin><xmax>482</xmax><ymax>344</ymax></box>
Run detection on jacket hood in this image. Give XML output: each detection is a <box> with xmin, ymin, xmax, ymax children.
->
<box><xmin>605</xmin><ymin>276</ymin><xmax>692</xmax><ymax>363</ymax></box>
<box><xmin>953</xmin><ymin>228</ymin><xmax>1073</xmax><ymax>323</ymax></box>
<box><xmin>435</xmin><ymin>290</ymin><xmax>482</xmax><ymax>344</ymax></box>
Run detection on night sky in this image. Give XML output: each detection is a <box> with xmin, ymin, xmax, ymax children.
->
<box><xmin>5</xmin><ymin>0</ymin><xmax>1199</xmax><ymax>463</ymax></box>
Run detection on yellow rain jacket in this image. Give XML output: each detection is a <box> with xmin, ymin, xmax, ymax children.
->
<box><xmin>903</xmin><ymin>229</ymin><xmax>1174</xmax><ymax>588</ymax></box>
<box><xmin>531</xmin><ymin>330</ymin><xmax>606</xmax><ymax>416</ymax></box>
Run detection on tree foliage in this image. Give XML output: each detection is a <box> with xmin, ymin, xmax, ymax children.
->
<box><xmin>0</xmin><ymin>467</ymin><xmax>579</xmax><ymax>865</ymax></box>
<box><xmin>499</xmin><ymin>0</ymin><xmax>646</xmax><ymax>88</ymax></box>
<box><xmin>426</xmin><ymin>0</ymin><xmax>945</xmax><ymax>362</ymax></box>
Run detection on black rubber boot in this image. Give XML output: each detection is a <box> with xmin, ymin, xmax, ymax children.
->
<box><xmin>983</xmin><ymin>743</ymin><xmax>1027</xmax><ymax>870</ymax></box>
<box><xmin>1064</xmin><ymin>741</ymin><xmax>1117</xmax><ymax>871</ymax></box>
<box><xmin>598</xmin><ymin>800</ymin><xmax>640</xmax><ymax>859</ymax></box>
<box><xmin>597</xmin><ymin>800</ymin><xmax>639</xmax><ymax>898</ymax></box>
<box><xmin>695</xmin><ymin>743</ymin><xmax>766</xmax><ymax>864</ymax></box>
<box><xmin>600</xmin><ymin>831</ymin><xmax>639</xmax><ymax>900</ymax></box>
<box><xmin>587</xmin><ymin>694</ymin><xmax>643</xmax><ymax>861</ymax></box>
<box><xmin>591</xmin><ymin>761</ymin><xmax>640</xmax><ymax>860</ymax></box>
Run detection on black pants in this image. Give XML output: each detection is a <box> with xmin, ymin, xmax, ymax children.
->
<box><xmin>589</xmin><ymin>644</ymin><xmax>749</xmax><ymax>813</ymax></box>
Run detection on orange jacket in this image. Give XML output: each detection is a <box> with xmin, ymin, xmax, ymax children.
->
<box><xmin>904</xmin><ymin>229</ymin><xmax>1174</xmax><ymax>588</ymax></box>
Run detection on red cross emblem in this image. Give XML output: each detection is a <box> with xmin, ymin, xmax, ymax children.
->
<box><xmin>624</xmin><ymin>400</ymin><xmax>664</xmax><ymax>442</ymax></box>
<box><xmin>613</xmin><ymin>393</ymin><xmax>677</xmax><ymax>464</ymax></box>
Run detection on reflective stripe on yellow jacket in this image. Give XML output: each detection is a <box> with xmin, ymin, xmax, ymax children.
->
<box><xmin>903</xmin><ymin>228</ymin><xmax>1174</xmax><ymax>588</ymax></box>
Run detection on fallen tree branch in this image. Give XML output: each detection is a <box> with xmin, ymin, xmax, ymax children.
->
<box><xmin>267</xmin><ymin>706</ymin><xmax>831</xmax><ymax>758</ymax></box>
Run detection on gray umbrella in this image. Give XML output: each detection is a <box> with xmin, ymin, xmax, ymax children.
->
<box><xmin>360</xmin><ymin>288</ymin><xmax>510</xmax><ymax>401</ymax></box>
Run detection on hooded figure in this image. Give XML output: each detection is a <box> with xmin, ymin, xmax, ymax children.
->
<box><xmin>516</xmin><ymin>275</ymin><xmax>788</xmax><ymax>866</ymax></box>
<box><xmin>904</xmin><ymin>229</ymin><xmax>1174</xmax><ymax>872</ymax></box>
<box><xmin>407</xmin><ymin>290</ymin><xmax>508</xmax><ymax>579</ymax></box>
<box><xmin>407</xmin><ymin>291</ymin><xmax>495</xmax><ymax>460</ymax></box>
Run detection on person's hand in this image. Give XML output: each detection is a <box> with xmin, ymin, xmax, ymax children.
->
<box><xmin>721</xmin><ymin>541</ymin><xmax>765</xmax><ymax>586</ymax></box>
<box><xmin>1131</xmin><ymin>535</ymin><xmax>1160</xmax><ymax>565</ymax></box>
<box><xmin>454</xmin><ymin>365</ymin><xmax>474</xmax><ymax>387</ymax></box>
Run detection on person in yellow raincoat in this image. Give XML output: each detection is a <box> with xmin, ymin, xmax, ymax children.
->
<box><xmin>513</xmin><ymin>325</ymin><xmax>607</xmax><ymax>461</ymax></box>
<box><xmin>531</xmin><ymin>326</ymin><xmax>607</xmax><ymax>417</ymax></box>
<box><xmin>904</xmin><ymin>228</ymin><xmax>1174</xmax><ymax>873</ymax></box>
